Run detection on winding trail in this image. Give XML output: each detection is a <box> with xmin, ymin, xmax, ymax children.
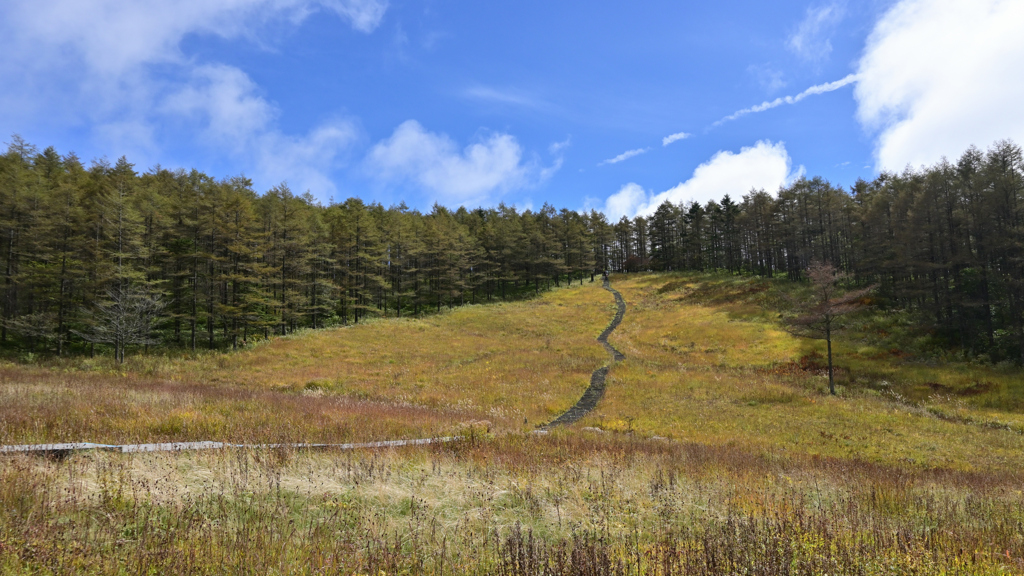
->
<box><xmin>543</xmin><ymin>277</ymin><xmax>626</xmax><ymax>428</ymax></box>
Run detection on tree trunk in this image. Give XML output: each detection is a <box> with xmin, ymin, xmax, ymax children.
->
<box><xmin>826</xmin><ymin>323</ymin><xmax>835</xmax><ymax>395</ymax></box>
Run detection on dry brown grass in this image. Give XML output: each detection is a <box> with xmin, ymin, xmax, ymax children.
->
<box><xmin>2</xmin><ymin>433</ymin><xmax>1022</xmax><ymax>574</ymax></box>
<box><xmin>0</xmin><ymin>366</ymin><xmax>480</xmax><ymax>445</ymax></box>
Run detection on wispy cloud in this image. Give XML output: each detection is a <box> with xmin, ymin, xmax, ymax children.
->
<box><xmin>540</xmin><ymin>137</ymin><xmax>571</xmax><ymax>181</ymax></box>
<box><xmin>788</xmin><ymin>2</ymin><xmax>846</xmax><ymax>63</ymax></box>
<box><xmin>662</xmin><ymin>132</ymin><xmax>691</xmax><ymax>146</ymax></box>
<box><xmin>748</xmin><ymin>64</ymin><xmax>787</xmax><ymax>94</ymax></box>
<box><xmin>714</xmin><ymin>73</ymin><xmax>859</xmax><ymax>126</ymax></box>
<box><xmin>463</xmin><ymin>86</ymin><xmax>551</xmax><ymax>110</ymax></box>
<box><xmin>599</xmin><ymin>147</ymin><xmax>650</xmax><ymax>166</ymax></box>
<box><xmin>549</xmin><ymin>137</ymin><xmax>571</xmax><ymax>155</ymax></box>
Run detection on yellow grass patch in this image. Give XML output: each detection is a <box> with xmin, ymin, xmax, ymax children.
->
<box><xmin>171</xmin><ymin>281</ymin><xmax>613</xmax><ymax>428</ymax></box>
<box><xmin>0</xmin><ymin>282</ymin><xmax>614</xmax><ymax>444</ymax></box>
<box><xmin>582</xmin><ymin>273</ymin><xmax>1024</xmax><ymax>472</ymax></box>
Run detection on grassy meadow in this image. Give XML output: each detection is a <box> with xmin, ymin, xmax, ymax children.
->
<box><xmin>3</xmin><ymin>272</ymin><xmax>1024</xmax><ymax>574</ymax></box>
<box><xmin>0</xmin><ymin>281</ymin><xmax>611</xmax><ymax>446</ymax></box>
<box><xmin>3</xmin><ymin>433</ymin><xmax>1023</xmax><ymax>574</ymax></box>
<box><xmin>586</xmin><ymin>273</ymin><xmax>1024</xmax><ymax>471</ymax></box>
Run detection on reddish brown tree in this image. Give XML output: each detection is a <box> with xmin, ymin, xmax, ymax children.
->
<box><xmin>789</xmin><ymin>261</ymin><xmax>876</xmax><ymax>395</ymax></box>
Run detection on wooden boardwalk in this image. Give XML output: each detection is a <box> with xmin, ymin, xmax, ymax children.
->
<box><xmin>1</xmin><ymin>437</ymin><xmax>454</xmax><ymax>458</ymax></box>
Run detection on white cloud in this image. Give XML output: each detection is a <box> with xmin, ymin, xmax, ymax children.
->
<box><xmin>163</xmin><ymin>64</ymin><xmax>357</xmax><ymax>195</ymax></box>
<box><xmin>748</xmin><ymin>64</ymin><xmax>787</xmax><ymax>94</ymax></box>
<box><xmin>0</xmin><ymin>0</ymin><xmax>385</xmax><ymax>198</ymax></box>
<box><xmin>599</xmin><ymin>148</ymin><xmax>650</xmax><ymax>166</ymax></box>
<box><xmin>0</xmin><ymin>0</ymin><xmax>386</xmax><ymax>132</ymax></box>
<box><xmin>367</xmin><ymin>120</ymin><xmax>547</xmax><ymax>205</ymax></box>
<box><xmin>715</xmin><ymin>74</ymin><xmax>859</xmax><ymax>126</ymax></box>
<box><xmin>463</xmin><ymin>86</ymin><xmax>552</xmax><ymax>111</ymax></box>
<box><xmin>855</xmin><ymin>0</ymin><xmax>1024</xmax><ymax>171</ymax></box>
<box><xmin>662</xmin><ymin>132</ymin><xmax>691</xmax><ymax>146</ymax></box>
<box><xmin>255</xmin><ymin>122</ymin><xmax>357</xmax><ymax>195</ymax></box>
<box><xmin>788</xmin><ymin>2</ymin><xmax>846</xmax><ymax>63</ymax></box>
<box><xmin>163</xmin><ymin>65</ymin><xmax>278</xmax><ymax>149</ymax></box>
<box><xmin>601</xmin><ymin>140</ymin><xmax>795</xmax><ymax>220</ymax></box>
<box><xmin>603</xmin><ymin>183</ymin><xmax>649</xmax><ymax>221</ymax></box>
<box><xmin>1</xmin><ymin>0</ymin><xmax>387</xmax><ymax>78</ymax></box>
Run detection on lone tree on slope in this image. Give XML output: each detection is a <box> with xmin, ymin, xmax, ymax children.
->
<box><xmin>788</xmin><ymin>261</ymin><xmax>876</xmax><ymax>395</ymax></box>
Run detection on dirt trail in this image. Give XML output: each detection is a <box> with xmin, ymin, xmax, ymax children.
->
<box><xmin>543</xmin><ymin>278</ymin><xmax>626</xmax><ymax>428</ymax></box>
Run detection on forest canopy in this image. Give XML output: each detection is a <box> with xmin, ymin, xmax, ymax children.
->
<box><xmin>1</xmin><ymin>136</ymin><xmax>1022</xmax><ymax>363</ymax></box>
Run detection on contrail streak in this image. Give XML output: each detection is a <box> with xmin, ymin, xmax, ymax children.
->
<box><xmin>713</xmin><ymin>73</ymin><xmax>860</xmax><ymax>126</ymax></box>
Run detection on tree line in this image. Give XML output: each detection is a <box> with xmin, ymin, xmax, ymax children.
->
<box><xmin>2</xmin><ymin>137</ymin><xmax>1022</xmax><ymax>363</ymax></box>
<box><xmin>628</xmin><ymin>139</ymin><xmax>1024</xmax><ymax>364</ymax></box>
<box><xmin>0</xmin><ymin>137</ymin><xmax>617</xmax><ymax>359</ymax></box>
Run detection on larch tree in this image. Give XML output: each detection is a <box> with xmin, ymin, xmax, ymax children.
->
<box><xmin>3</xmin><ymin>134</ymin><xmax>1024</xmax><ymax>363</ymax></box>
<box><xmin>788</xmin><ymin>261</ymin><xmax>876</xmax><ymax>395</ymax></box>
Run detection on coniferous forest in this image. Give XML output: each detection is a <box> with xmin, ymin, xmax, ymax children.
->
<box><xmin>1</xmin><ymin>136</ymin><xmax>1022</xmax><ymax>363</ymax></box>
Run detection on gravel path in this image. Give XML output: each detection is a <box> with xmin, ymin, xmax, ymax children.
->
<box><xmin>543</xmin><ymin>278</ymin><xmax>626</xmax><ymax>428</ymax></box>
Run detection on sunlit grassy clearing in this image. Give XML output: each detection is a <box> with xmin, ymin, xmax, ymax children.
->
<box><xmin>0</xmin><ymin>281</ymin><xmax>613</xmax><ymax>444</ymax></box>
<box><xmin>584</xmin><ymin>273</ymin><xmax>1024</xmax><ymax>472</ymax></box>
<box><xmin>169</xmin><ymin>281</ymin><xmax>612</xmax><ymax>428</ymax></box>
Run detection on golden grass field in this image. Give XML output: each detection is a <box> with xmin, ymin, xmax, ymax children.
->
<box><xmin>585</xmin><ymin>273</ymin><xmax>1024</xmax><ymax>472</ymax></box>
<box><xmin>3</xmin><ymin>272</ymin><xmax>1024</xmax><ymax>574</ymax></box>
<box><xmin>175</xmin><ymin>279</ymin><xmax>612</xmax><ymax>427</ymax></box>
<box><xmin>0</xmin><ymin>281</ymin><xmax>611</xmax><ymax>445</ymax></box>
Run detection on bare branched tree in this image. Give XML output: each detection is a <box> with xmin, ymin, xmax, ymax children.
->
<box><xmin>788</xmin><ymin>262</ymin><xmax>876</xmax><ymax>395</ymax></box>
<box><xmin>75</xmin><ymin>285</ymin><xmax>164</xmax><ymax>363</ymax></box>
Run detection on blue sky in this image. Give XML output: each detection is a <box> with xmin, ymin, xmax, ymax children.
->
<box><xmin>2</xmin><ymin>0</ymin><xmax>1023</xmax><ymax>217</ymax></box>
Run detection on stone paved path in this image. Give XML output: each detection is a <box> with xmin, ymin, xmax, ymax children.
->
<box><xmin>543</xmin><ymin>278</ymin><xmax>626</xmax><ymax>428</ymax></box>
